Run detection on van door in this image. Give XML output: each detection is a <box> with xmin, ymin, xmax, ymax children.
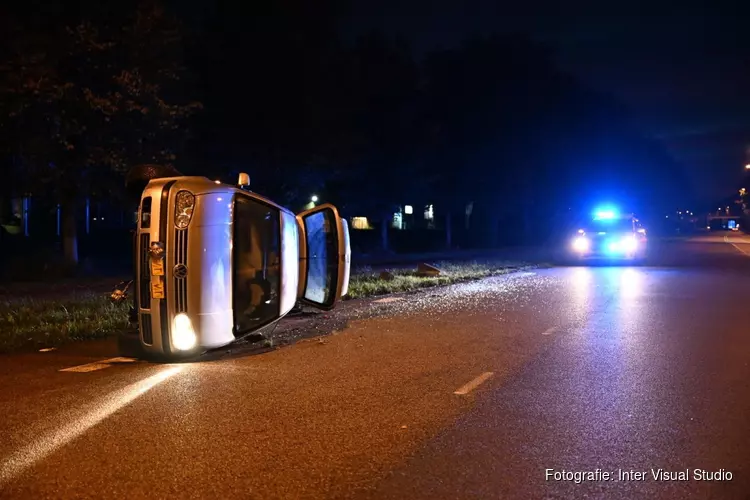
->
<box><xmin>296</xmin><ymin>204</ymin><xmax>351</xmax><ymax>310</ymax></box>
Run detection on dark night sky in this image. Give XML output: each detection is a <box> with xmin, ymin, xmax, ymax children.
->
<box><xmin>343</xmin><ymin>1</ymin><xmax>750</xmax><ymax>205</ymax></box>
<box><xmin>25</xmin><ymin>0</ymin><xmax>749</xmax><ymax>205</ymax></box>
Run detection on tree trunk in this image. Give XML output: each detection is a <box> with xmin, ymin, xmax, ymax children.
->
<box><xmin>487</xmin><ymin>208</ymin><xmax>501</xmax><ymax>248</ymax></box>
<box><xmin>445</xmin><ymin>212</ymin><xmax>452</xmax><ymax>249</ymax></box>
<box><xmin>465</xmin><ymin>202</ymin><xmax>473</xmax><ymax>230</ymax></box>
<box><xmin>62</xmin><ymin>199</ymin><xmax>79</xmax><ymax>266</ymax></box>
<box><xmin>380</xmin><ymin>213</ymin><xmax>390</xmax><ymax>252</ymax></box>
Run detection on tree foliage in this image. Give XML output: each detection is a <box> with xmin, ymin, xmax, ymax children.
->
<box><xmin>0</xmin><ymin>1</ymin><xmax>201</xmax><ymax>202</ymax></box>
<box><xmin>182</xmin><ymin>2</ymin><xmax>690</xmax><ymax>245</ymax></box>
<box><xmin>300</xmin><ymin>33</ymin><xmax>693</xmax><ymax>243</ymax></box>
<box><xmin>0</xmin><ymin>0</ymin><xmax>691</xmax><ymax>253</ymax></box>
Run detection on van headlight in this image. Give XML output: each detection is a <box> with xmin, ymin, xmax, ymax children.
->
<box><xmin>175</xmin><ymin>191</ymin><xmax>195</xmax><ymax>229</ymax></box>
<box><xmin>172</xmin><ymin>313</ymin><xmax>197</xmax><ymax>351</ymax></box>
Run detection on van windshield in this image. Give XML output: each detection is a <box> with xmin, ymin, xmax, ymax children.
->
<box><xmin>232</xmin><ymin>194</ymin><xmax>281</xmax><ymax>335</ymax></box>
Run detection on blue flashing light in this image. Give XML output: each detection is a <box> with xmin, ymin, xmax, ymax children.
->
<box><xmin>592</xmin><ymin>205</ymin><xmax>619</xmax><ymax>220</ymax></box>
<box><xmin>594</xmin><ymin>210</ymin><xmax>617</xmax><ymax>219</ymax></box>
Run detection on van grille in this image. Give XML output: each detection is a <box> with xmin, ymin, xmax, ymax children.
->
<box><xmin>174</xmin><ymin>229</ymin><xmax>188</xmax><ymax>313</ymax></box>
<box><xmin>140</xmin><ymin>197</ymin><xmax>152</xmax><ymax>229</ymax></box>
<box><xmin>139</xmin><ymin>233</ymin><xmax>151</xmax><ymax>309</ymax></box>
<box><xmin>140</xmin><ymin>313</ymin><xmax>153</xmax><ymax>345</ymax></box>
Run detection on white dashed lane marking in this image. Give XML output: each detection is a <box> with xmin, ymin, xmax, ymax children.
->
<box><xmin>542</xmin><ymin>326</ymin><xmax>557</xmax><ymax>335</ymax></box>
<box><xmin>454</xmin><ymin>372</ymin><xmax>494</xmax><ymax>395</ymax></box>
<box><xmin>60</xmin><ymin>357</ymin><xmax>138</xmax><ymax>373</ymax></box>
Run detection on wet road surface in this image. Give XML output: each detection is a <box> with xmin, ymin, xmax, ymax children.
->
<box><xmin>2</xmin><ymin>235</ymin><xmax>750</xmax><ymax>499</ymax></box>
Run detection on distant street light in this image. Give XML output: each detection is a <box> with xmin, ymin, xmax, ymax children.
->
<box><xmin>311</xmin><ymin>195</ymin><xmax>318</xmax><ymax>203</ymax></box>
<box><xmin>745</xmin><ymin>164</ymin><xmax>750</xmax><ymax>170</ymax></box>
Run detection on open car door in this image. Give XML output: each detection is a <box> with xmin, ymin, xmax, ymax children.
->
<box><xmin>296</xmin><ymin>204</ymin><xmax>351</xmax><ymax>310</ymax></box>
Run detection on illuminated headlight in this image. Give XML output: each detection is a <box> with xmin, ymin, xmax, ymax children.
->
<box><xmin>623</xmin><ymin>234</ymin><xmax>638</xmax><ymax>252</ymax></box>
<box><xmin>175</xmin><ymin>191</ymin><xmax>195</xmax><ymax>229</ymax></box>
<box><xmin>572</xmin><ymin>236</ymin><xmax>590</xmax><ymax>252</ymax></box>
<box><xmin>172</xmin><ymin>313</ymin><xmax>197</xmax><ymax>351</ymax></box>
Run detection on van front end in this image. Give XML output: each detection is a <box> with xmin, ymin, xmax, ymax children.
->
<box><xmin>122</xmin><ymin>168</ymin><xmax>351</xmax><ymax>362</ymax></box>
<box><xmin>133</xmin><ymin>177</ymin><xmax>236</xmax><ymax>359</ymax></box>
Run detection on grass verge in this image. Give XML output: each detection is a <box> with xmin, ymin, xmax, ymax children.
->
<box><xmin>0</xmin><ymin>294</ymin><xmax>129</xmax><ymax>354</ymax></box>
<box><xmin>344</xmin><ymin>260</ymin><xmax>534</xmax><ymax>300</ymax></box>
<box><xmin>0</xmin><ymin>260</ymin><xmax>537</xmax><ymax>354</ymax></box>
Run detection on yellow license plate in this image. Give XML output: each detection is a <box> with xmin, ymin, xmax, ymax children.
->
<box><xmin>150</xmin><ymin>259</ymin><xmax>165</xmax><ymax>276</ymax></box>
<box><xmin>151</xmin><ymin>278</ymin><xmax>165</xmax><ymax>299</ymax></box>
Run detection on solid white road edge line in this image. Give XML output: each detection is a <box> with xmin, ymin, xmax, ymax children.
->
<box><xmin>724</xmin><ymin>235</ymin><xmax>750</xmax><ymax>256</ymax></box>
<box><xmin>454</xmin><ymin>371</ymin><xmax>494</xmax><ymax>395</ymax></box>
<box><xmin>732</xmin><ymin>243</ymin><xmax>750</xmax><ymax>256</ymax></box>
<box><xmin>0</xmin><ymin>366</ymin><xmax>183</xmax><ymax>487</ymax></box>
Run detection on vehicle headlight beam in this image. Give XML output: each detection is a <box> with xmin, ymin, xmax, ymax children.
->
<box><xmin>572</xmin><ymin>236</ymin><xmax>590</xmax><ymax>252</ymax></box>
<box><xmin>172</xmin><ymin>313</ymin><xmax>197</xmax><ymax>351</ymax></box>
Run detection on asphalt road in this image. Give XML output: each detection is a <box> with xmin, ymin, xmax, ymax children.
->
<box><xmin>2</xmin><ymin>234</ymin><xmax>750</xmax><ymax>499</ymax></box>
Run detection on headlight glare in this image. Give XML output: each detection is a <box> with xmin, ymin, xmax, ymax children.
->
<box><xmin>172</xmin><ymin>313</ymin><xmax>197</xmax><ymax>351</ymax></box>
<box><xmin>623</xmin><ymin>234</ymin><xmax>638</xmax><ymax>252</ymax></box>
<box><xmin>572</xmin><ymin>236</ymin><xmax>589</xmax><ymax>252</ymax></box>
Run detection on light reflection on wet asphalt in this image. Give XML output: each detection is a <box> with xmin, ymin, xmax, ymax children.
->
<box><xmin>5</xmin><ymin>238</ymin><xmax>750</xmax><ymax>499</ymax></box>
<box><xmin>366</xmin><ymin>262</ymin><xmax>750</xmax><ymax>500</ymax></box>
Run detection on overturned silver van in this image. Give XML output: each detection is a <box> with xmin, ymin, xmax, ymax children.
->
<box><xmin>122</xmin><ymin>169</ymin><xmax>350</xmax><ymax>360</ymax></box>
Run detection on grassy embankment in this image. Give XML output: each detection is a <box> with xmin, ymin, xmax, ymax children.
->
<box><xmin>0</xmin><ymin>260</ymin><xmax>535</xmax><ymax>353</ymax></box>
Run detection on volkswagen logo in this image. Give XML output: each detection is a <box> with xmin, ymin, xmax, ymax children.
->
<box><xmin>173</xmin><ymin>264</ymin><xmax>188</xmax><ymax>279</ymax></box>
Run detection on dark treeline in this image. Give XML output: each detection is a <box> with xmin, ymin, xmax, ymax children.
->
<box><xmin>0</xmin><ymin>0</ymin><xmax>691</xmax><ymax>268</ymax></box>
